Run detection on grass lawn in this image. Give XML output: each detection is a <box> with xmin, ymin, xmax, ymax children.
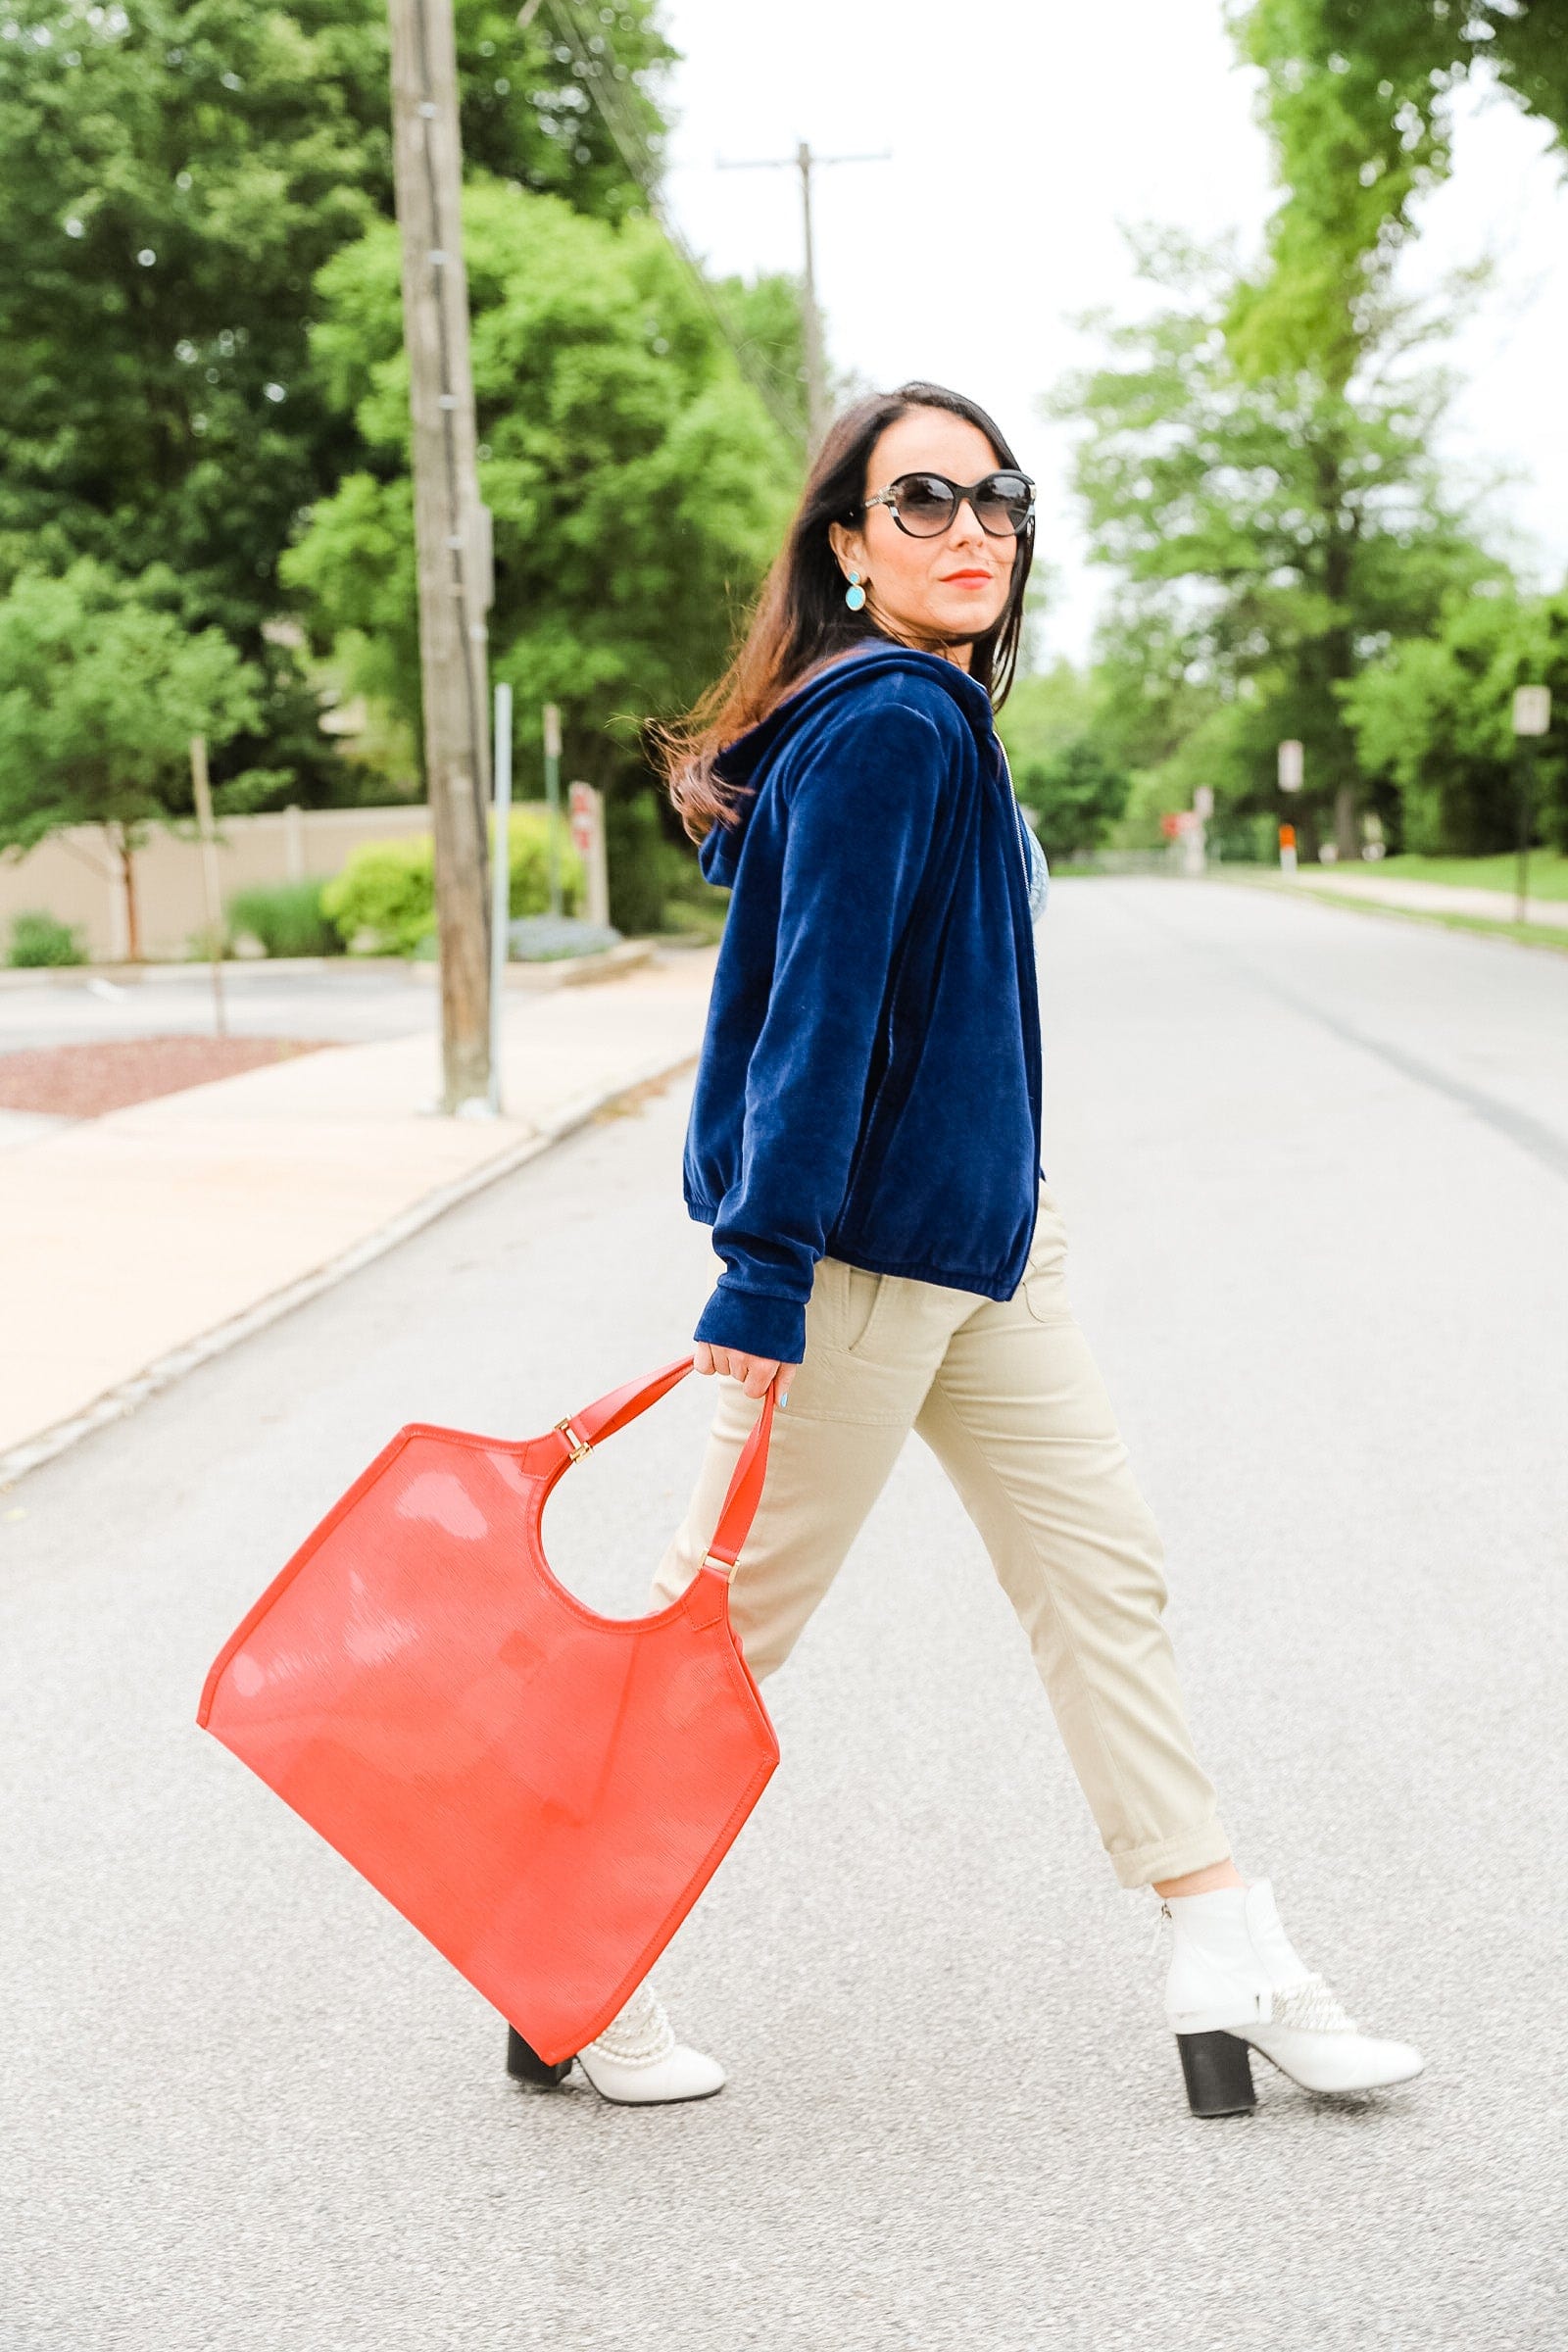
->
<box><xmin>1330</xmin><ymin>850</ymin><xmax>1568</xmax><ymax>902</ymax></box>
<box><xmin>1290</xmin><ymin>887</ymin><xmax>1568</xmax><ymax>953</ymax></box>
<box><xmin>1213</xmin><ymin>868</ymin><xmax>1568</xmax><ymax>954</ymax></box>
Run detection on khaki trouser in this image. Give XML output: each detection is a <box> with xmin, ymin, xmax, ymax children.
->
<box><xmin>651</xmin><ymin>1178</ymin><xmax>1229</xmax><ymax>1889</ymax></box>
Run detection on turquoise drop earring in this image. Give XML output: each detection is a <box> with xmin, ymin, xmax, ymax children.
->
<box><xmin>845</xmin><ymin>568</ymin><xmax>866</xmax><ymax>612</ymax></box>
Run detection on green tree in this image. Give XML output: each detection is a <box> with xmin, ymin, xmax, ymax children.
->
<box><xmin>282</xmin><ymin>178</ymin><xmax>801</xmax><ymax>805</ymax></box>
<box><xmin>0</xmin><ymin>560</ymin><xmax>264</xmax><ymax>955</ymax></box>
<box><xmin>996</xmin><ymin>661</ymin><xmax>1102</xmax><ymax>775</ymax></box>
<box><xmin>712</xmin><ymin>268</ymin><xmax>810</xmax><ymax>446</ymax></box>
<box><xmin>1048</xmin><ymin>234</ymin><xmax>1498</xmax><ymax>856</ymax></box>
<box><xmin>997</xmin><ymin>662</ymin><xmax>1134</xmax><ymax>855</ymax></box>
<box><xmin>0</xmin><ymin>0</ymin><xmax>675</xmax><ymax>794</ymax></box>
<box><xmin>1343</xmin><ymin>583</ymin><xmax>1568</xmax><ymax>853</ymax></box>
<box><xmin>1228</xmin><ymin>0</ymin><xmax>1568</xmax><ymax>382</ymax></box>
<box><xmin>1011</xmin><ymin>738</ymin><xmax>1132</xmax><ymax>858</ymax></box>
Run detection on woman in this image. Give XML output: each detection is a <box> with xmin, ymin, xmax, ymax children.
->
<box><xmin>513</xmin><ymin>383</ymin><xmax>1423</xmax><ymax>2115</ymax></box>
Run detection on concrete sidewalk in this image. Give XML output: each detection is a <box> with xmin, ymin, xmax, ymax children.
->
<box><xmin>1279</xmin><ymin>866</ymin><xmax>1568</xmax><ymax>928</ymax></box>
<box><xmin>0</xmin><ymin>946</ymin><xmax>717</xmax><ymax>1478</ymax></box>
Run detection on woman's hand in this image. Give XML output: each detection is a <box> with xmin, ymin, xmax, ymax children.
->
<box><xmin>693</xmin><ymin>1341</ymin><xmax>799</xmax><ymax>1405</ymax></box>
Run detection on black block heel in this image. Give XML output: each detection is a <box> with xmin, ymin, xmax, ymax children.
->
<box><xmin>1177</xmin><ymin>2031</ymin><xmax>1256</xmax><ymax>2117</ymax></box>
<box><xmin>506</xmin><ymin>2026</ymin><xmax>574</xmax><ymax>2088</ymax></box>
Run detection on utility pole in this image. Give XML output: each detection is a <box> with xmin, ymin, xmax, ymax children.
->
<box><xmin>716</xmin><ymin>140</ymin><xmax>890</xmax><ymax>455</ymax></box>
<box><xmin>796</xmin><ymin>142</ymin><xmax>826</xmax><ymax>457</ymax></box>
<box><xmin>386</xmin><ymin>0</ymin><xmax>494</xmax><ymax>1112</ymax></box>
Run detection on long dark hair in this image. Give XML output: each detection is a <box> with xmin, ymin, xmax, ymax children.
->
<box><xmin>656</xmin><ymin>380</ymin><xmax>1035</xmax><ymax>841</ymax></box>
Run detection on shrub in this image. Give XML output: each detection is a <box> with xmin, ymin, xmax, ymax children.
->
<box><xmin>661</xmin><ymin>839</ymin><xmax>729</xmax><ymax>942</ymax></box>
<box><xmin>501</xmin><ymin>808</ymin><xmax>583</xmax><ymax>926</ymax></box>
<box><xmin>226</xmin><ymin>878</ymin><xmax>344</xmax><ymax>958</ymax></box>
<box><xmin>7</xmin><ymin>908</ymin><xmax>85</xmax><ymax>967</ymax></box>
<box><xmin>321</xmin><ymin>834</ymin><xmax>434</xmax><ymax>955</ymax></box>
<box><xmin>320</xmin><ymin>810</ymin><xmax>581</xmax><ymax>956</ymax></box>
<box><xmin>605</xmin><ymin>792</ymin><xmax>672</xmax><ymax>935</ymax></box>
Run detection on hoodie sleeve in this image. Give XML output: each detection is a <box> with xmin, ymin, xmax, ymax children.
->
<box><xmin>692</xmin><ymin>698</ymin><xmax>950</xmax><ymax>1365</ymax></box>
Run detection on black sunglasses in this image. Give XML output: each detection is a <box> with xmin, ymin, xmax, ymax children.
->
<box><xmin>859</xmin><ymin>468</ymin><xmax>1036</xmax><ymax>540</ymax></box>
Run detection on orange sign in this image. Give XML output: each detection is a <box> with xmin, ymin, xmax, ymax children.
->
<box><xmin>1279</xmin><ymin>823</ymin><xmax>1297</xmax><ymax>850</ymax></box>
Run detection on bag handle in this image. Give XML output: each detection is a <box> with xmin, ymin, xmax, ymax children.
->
<box><xmin>557</xmin><ymin>1353</ymin><xmax>779</xmax><ymax>1583</ymax></box>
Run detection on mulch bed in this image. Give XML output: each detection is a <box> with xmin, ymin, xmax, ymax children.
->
<box><xmin>0</xmin><ymin>1036</ymin><xmax>328</xmax><ymax>1119</ymax></box>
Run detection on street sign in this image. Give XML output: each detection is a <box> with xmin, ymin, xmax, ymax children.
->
<box><xmin>567</xmin><ymin>780</ymin><xmax>612</xmax><ymax>927</ymax></box>
<box><xmin>1278</xmin><ymin>740</ymin><xmax>1303</xmax><ymax>793</ymax></box>
<box><xmin>1511</xmin><ymin>685</ymin><xmax>1550</xmax><ymax>920</ymax></box>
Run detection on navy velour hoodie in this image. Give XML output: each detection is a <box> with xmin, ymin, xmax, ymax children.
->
<box><xmin>684</xmin><ymin>641</ymin><xmax>1045</xmax><ymax>1367</ymax></box>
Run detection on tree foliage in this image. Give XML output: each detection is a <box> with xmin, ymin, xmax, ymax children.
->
<box><xmin>1229</xmin><ymin>0</ymin><xmax>1568</xmax><ymax>381</ymax></box>
<box><xmin>0</xmin><ymin>559</ymin><xmax>262</xmax><ymax>850</ymax></box>
<box><xmin>996</xmin><ymin>664</ymin><xmax>1132</xmax><ymax>856</ymax></box>
<box><xmin>1047</xmin><ymin>235</ymin><xmax>1498</xmax><ymax>851</ymax></box>
<box><xmin>1012</xmin><ymin>739</ymin><xmax>1132</xmax><ymax>859</ymax></box>
<box><xmin>1343</xmin><ymin>583</ymin><xmax>1568</xmax><ymax>851</ymax></box>
<box><xmin>282</xmin><ymin>178</ymin><xmax>801</xmax><ymax>794</ymax></box>
<box><xmin>0</xmin><ymin>0</ymin><xmax>675</xmax><ymax>791</ymax></box>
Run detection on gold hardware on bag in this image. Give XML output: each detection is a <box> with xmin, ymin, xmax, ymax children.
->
<box><xmin>554</xmin><ymin>1415</ymin><xmax>592</xmax><ymax>1462</ymax></box>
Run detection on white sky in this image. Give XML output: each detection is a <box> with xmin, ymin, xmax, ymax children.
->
<box><xmin>657</xmin><ymin>0</ymin><xmax>1568</xmax><ymax>662</ymax></box>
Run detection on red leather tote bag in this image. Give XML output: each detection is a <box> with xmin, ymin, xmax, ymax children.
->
<box><xmin>198</xmin><ymin>1355</ymin><xmax>778</xmax><ymax>2065</ymax></box>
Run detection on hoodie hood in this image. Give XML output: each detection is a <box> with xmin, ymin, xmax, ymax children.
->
<box><xmin>697</xmin><ymin>643</ymin><xmax>1000</xmax><ymax>889</ymax></box>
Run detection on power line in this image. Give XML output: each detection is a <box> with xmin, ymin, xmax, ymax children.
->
<box><xmin>716</xmin><ymin>141</ymin><xmax>889</xmax><ymax>454</ymax></box>
<box><xmin>539</xmin><ymin>0</ymin><xmax>808</xmax><ymax>452</ymax></box>
<box><xmin>542</xmin><ymin>0</ymin><xmax>804</xmax><ymax>439</ymax></box>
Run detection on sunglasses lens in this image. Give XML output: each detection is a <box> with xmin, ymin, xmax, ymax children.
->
<box><xmin>893</xmin><ymin>474</ymin><xmax>958</xmax><ymax>536</ymax></box>
<box><xmin>974</xmin><ymin>473</ymin><xmax>1034</xmax><ymax>534</ymax></box>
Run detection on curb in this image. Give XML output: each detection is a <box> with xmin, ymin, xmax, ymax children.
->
<box><xmin>0</xmin><ymin>940</ymin><xmax>665</xmax><ymax>991</ymax></box>
<box><xmin>0</xmin><ymin>1045</ymin><xmax>699</xmax><ymax>1493</ymax></box>
<box><xmin>0</xmin><ymin>956</ymin><xmax>409</xmax><ymax>990</ymax></box>
<box><xmin>412</xmin><ymin>939</ymin><xmax>659</xmax><ymax>990</ymax></box>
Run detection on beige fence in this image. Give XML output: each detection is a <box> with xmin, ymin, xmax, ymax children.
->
<box><xmin>0</xmin><ymin>805</ymin><xmax>438</xmax><ymax>964</ymax></box>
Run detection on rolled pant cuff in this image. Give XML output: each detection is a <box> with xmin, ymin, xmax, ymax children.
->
<box><xmin>1107</xmin><ymin>1817</ymin><xmax>1231</xmax><ymax>1891</ymax></box>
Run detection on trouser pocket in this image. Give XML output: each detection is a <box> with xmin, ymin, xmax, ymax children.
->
<box><xmin>1023</xmin><ymin>1188</ymin><xmax>1071</xmax><ymax>1323</ymax></box>
<box><xmin>813</xmin><ymin>1255</ymin><xmax>891</xmax><ymax>1357</ymax></box>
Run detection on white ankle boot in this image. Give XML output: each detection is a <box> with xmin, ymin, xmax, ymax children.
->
<box><xmin>505</xmin><ymin>1981</ymin><xmax>725</xmax><ymax>2105</ymax></box>
<box><xmin>573</xmin><ymin>1981</ymin><xmax>725</xmax><ymax>2105</ymax></box>
<box><xmin>1163</xmin><ymin>1879</ymin><xmax>1424</xmax><ymax>2113</ymax></box>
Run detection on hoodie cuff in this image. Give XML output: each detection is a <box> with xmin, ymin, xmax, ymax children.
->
<box><xmin>693</xmin><ymin>1280</ymin><xmax>808</xmax><ymax>1366</ymax></box>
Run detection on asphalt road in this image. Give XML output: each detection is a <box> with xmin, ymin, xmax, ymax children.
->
<box><xmin>4</xmin><ymin>879</ymin><xmax>1565</xmax><ymax>2352</ymax></box>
